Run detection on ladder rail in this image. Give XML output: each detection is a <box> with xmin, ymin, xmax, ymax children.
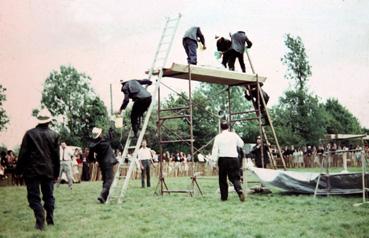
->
<box><xmin>107</xmin><ymin>14</ymin><xmax>181</xmax><ymax>204</ymax></box>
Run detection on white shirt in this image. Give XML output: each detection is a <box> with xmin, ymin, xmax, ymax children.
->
<box><xmin>60</xmin><ymin>146</ymin><xmax>74</xmax><ymax>161</ymax></box>
<box><xmin>137</xmin><ymin>147</ymin><xmax>152</xmax><ymax>161</ymax></box>
<box><xmin>211</xmin><ymin>130</ymin><xmax>244</xmax><ymax>161</ymax></box>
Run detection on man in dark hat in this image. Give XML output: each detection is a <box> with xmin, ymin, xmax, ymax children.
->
<box><xmin>16</xmin><ymin>108</ymin><xmax>60</xmax><ymax>230</ymax></box>
<box><xmin>118</xmin><ymin>79</ymin><xmax>152</xmax><ymax>138</ymax></box>
<box><xmin>88</xmin><ymin>127</ymin><xmax>118</xmax><ymax>204</ymax></box>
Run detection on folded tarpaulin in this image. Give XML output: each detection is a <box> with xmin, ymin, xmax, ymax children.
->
<box><xmin>250</xmin><ymin>167</ymin><xmax>368</xmax><ymax>194</ymax></box>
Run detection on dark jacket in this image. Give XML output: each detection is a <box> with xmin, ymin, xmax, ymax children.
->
<box><xmin>120</xmin><ymin>79</ymin><xmax>152</xmax><ymax>111</ymax></box>
<box><xmin>216</xmin><ymin>37</ymin><xmax>231</xmax><ymax>52</ymax></box>
<box><xmin>16</xmin><ymin>124</ymin><xmax>60</xmax><ymax>179</ymax></box>
<box><xmin>88</xmin><ymin>138</ymin><xmax>118</xmax><ymax>168</ymax></box>
<box><xmin>251</xmin><ymin>144</ymin><xmax>269</xmax><ymax>168</ymax></box>
<box><xmin>231</xmin><ymin>31</ymin><xmax>252</xmax><ymax>54</ymax></box>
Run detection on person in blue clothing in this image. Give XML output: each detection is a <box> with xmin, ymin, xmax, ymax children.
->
<box><xmin>182</xmin><ymin>26</ymin><xmax>206</xmax><ymax>65</ymax></box>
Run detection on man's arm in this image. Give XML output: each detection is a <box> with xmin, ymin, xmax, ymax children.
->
<box><xmin>52</xmin><ymin>136</ymin><xmax>60</xmax><ymax>179</ymax></box>
<box><xmin>119</xmin><ymin>92</ymin><xmax>130</xmax><ymax>112</ymax></box>
<box><xmin>137</xmin><ymin>79</ymin><xmax>152</xmax><ymax>86</ymax></box>
<box><xmin>197</xmin><ymin>27</ymin><xmax>206</xmax><ymax>48</ymax></box>
<box><xmin>16</xmin><ymin>133</ymin><xmax>29</xmax><ymax>176</ymax></box>
<box><xmin>211</xmin><ymin>137</ymin><xmax>219</xmax><ymax>161</ymax></box>
<box><xmin>245</xmin><ymin>36</ymin><xmax>252</xmax><ymax>48</ymax></box>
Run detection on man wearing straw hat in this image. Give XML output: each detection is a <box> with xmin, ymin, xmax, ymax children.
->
<box><xmin>88</xmin><ymin>127</ymin><xmax>118</xmax><ymax>204</ymax></box>
<box><xmin>16</xmin><ymin>108</ymin><xmax>60</xmax><ymax>230</ymax></box>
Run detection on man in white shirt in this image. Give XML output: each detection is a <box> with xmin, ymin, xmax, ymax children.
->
<box><xmin>212</xmin><ymin>121</ymin><xmax>245</xmax><ymax>202</ymax></box>
<box><xmin>56</xmin><ymin>142</ymin><xmax>74</xmax><ymax>189</ymax></box>
<box><xmin>137</xmin><ymin>139</ymin><xmax>154</xmax><ymax>188</ymax></box>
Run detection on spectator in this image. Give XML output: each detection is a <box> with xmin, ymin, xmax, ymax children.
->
<box><xmin>55</xmin><ymin>142</ymin><xmax>74</xmax><ymax>189</ymax></box>
<box><xmin>137</xmin><ymin>139</ymin><xmax>154</xmax><ymax>188</ymax></box>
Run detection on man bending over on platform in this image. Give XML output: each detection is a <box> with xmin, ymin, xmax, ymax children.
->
<box><xmin>212</xmin><ymin>121</ymin><xmax>245</xmax><ymax>202</ymax></box>
<box><xmin>118</xmin><ymin>79</ymin><xmax>152</xmax><ymax>138</ymax></box>
<box><xmin>228</xmin><ymin>31</ymin><xmax>252</xmax><ymax>73</ymax></box>
<box><xmin>88</xmin><ymin>127</ymin><xmax>118</xmax><ymax>204</ymax></box>
<box><xmin>183</xmin><ymin>26</ymin><xmax>206</xmax><ymax>65</ymax></box>
<box><xmin>215</xmin><ymin>35</ymin><xmax>232</xmax><ymax>69</ymax></box>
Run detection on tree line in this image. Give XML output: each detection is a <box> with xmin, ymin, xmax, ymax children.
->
<box><xmin>0</xmin><ymin>34</ymin><xmax>366</xmax><ymax>152</ymax></box>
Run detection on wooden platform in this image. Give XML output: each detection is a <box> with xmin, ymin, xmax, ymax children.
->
<box><xmin>159</xmin><ymin>63</ymin><xmax>267</xmax><ymax>86</ymax></box>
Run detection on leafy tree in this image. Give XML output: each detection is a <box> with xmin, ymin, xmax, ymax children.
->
<box><xmin>39</xmin><ymin>65</ymin><xmax>109</xmax><ymax>147</ymax></box>
<box><xmin>0</xmin><ymin>85</ymin><xmax>9</xmax><ymax>131</ymax></box>
<box><xmin>324</xmin><ymin>98</ymin><xmax>362</xmax><ymax>134</ymax></box>
<box><xmin>274</xmin><ymin>34</ymin><xmax>325</xmax><ymax>145</ymax></box>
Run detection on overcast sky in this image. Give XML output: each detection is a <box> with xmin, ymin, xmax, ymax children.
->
<box><xmin>1</xmin><ymin>0</ymin><xmax>368</xmax><ymax>148</ymax></box>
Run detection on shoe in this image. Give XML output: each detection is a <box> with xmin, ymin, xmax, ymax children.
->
<box><xmin>46</xmin><ymin>212</ymin><xmax>54</xmax><ymax>225</ymax></box>
<box><xmin>239</xmin><ymin>192</ymin><xmax>245</xmax><ymax>202</ymax></box>
<box><xmin>97</xmin><ymin>196</ymin><xmax>106</xmax><ymax>204</ymax></box>
<box><xmin>34</xmin><ymin>211</ymin><xmax>45</xmax><ymax>230</ymax></box>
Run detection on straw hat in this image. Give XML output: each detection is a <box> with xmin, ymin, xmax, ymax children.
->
<box><xmin>36</xmin><ymin>108</ymin><xmax>52</xmax><ymax>124</ymax></box>
<box><xmin>91</xmin><ymin>127</ymin><xmax>102</xmax><ymax>139</ymax></box>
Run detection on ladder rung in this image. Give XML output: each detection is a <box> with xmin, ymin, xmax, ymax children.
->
<box><xmin>161</xmin><ymin>139</ymin><xmax>194</xmax><ymax>144</ymax></box>
<box><xmin>231</xmin><ymin>117</ymin><xmax>259</xmax><ymax>123</ymax></box>
<box><xmin>163</xmin><ymin>190</ymin><xmax>193</xmax><ymax>193</ymax></box>
<box><xmin>160</xmin><ymin>106</ymin><xmax>190</xmax><ymax>112</ymax></box>
<box><xmin>160</xmin><ymin>115</ymin><xmax>190</xmax><ymax>120</ymax></box>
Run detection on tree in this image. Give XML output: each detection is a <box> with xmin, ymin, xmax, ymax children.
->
<box><xmin>324</xmin><ymin>98</ymin><xmax>362</xmax><ymax>134</ymax></box>
<box><xmin>273</xmin><ymin>34</ymin><xmax>325</xmax><ymax>145</ymax></box>
<box><xmin>39</xmin><ymin>65</ymin><xmax>109</xmax><ymax>146</ymax></box>
<box><xmin>0</xmin><ymin>85</ymin><xmax>9</xmax><ymax>131</ymax></box>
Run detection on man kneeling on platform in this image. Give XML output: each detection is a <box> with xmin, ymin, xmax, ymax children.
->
<box><xmin>212</xmin><ymin>121</ymin><xmax>245</xmax><ymax>202</ymax></box>
<box><xmin>88</xmin><ymin>127</ymin><xmax>118</xmax><ymax>204</ymax></box>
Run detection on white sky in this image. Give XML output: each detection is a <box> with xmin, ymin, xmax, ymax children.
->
<box><xmin>1</xmin><ymin>0</ymin><xmax>368</xmax><ymax>148</ymax></box>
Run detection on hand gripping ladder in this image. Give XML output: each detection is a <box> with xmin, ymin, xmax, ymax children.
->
<box><xmin>106</xmin><ymin>14</ymin><xmax>182</xmax><ymax>204</ymax></box>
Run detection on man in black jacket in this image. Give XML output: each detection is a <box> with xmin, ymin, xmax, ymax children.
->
<box><xmin>16</xmin><ymin>108</ymin><xmax>60</xmax><ymax>230</ymax></box>
<box><xmin>88</xmin><ymin>127</ymin><xmax>118</xmax><ymax>204</ymax></box>
<box><xmin>250</xmin><ymin>136</ymin><xmax>270</xmax><ymax>168</ymax></box>
<box><xmin>118</xmin><ymin>79</ymin><xmax>152</xmax><ymax>138</ymax></box>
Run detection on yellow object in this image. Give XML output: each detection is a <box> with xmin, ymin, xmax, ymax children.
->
<box><xmin>114</xmin><ymin>115</ymin><xmax>123</xmax><ymax>128</ymax></box>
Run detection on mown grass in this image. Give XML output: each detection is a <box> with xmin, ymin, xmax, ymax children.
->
<box><xmin>1</xmin><ymin>170</ymin><xmax>369</xmax><ymax>238</ymax></box>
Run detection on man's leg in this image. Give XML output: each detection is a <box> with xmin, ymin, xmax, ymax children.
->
<box><xmin>25</xmin><ymin>177</ymin><xmax>45</xmax><ymax>230</ymax></box>
<box><xmin>40</xmin><ymin>177</ymin><xmax>55</xmax><ymax>225</ymax></box>
<box><xmin>228</xmin><ymin>158</ymin><xmax>244</xmax><ymax>201</ymax></box>
<box><xmin>221</xmin><ymin>50</ymin><xmax>231</xmax><ymax>68</ymax></box>
<box><xmin>99</xmin><ymin>166</ymin><xmax>114</xmax><ymax>203</ymax></box>
<box><xmin>186</xmin><ymin>39</ymin><xmax>198</xmax><ymax>65</ymax></box>
<box><xmin>237</xmin><ymin>53</ymin><xmax>246</xmax><ymax>73</ymax></box>
<box><xmin>131</xmin><ymin>101</ymin><xmax>141</xmax><ymax>137</ymax></box>
<box><xmin>55</xmin><ymin>163</ymin><xmax>65</xmax><ymax>186</ymax></box>
<box><xmin>146</xmin><ymin>163</ymin><xmax>151</xmax><ymax>187</ymax></box>
<box><xmin>183</xmin><ymin>38</ymin><xmax>191</xmax><ymax>64</ymax></box>
<box><xmin>228</xmin><ymin>50</ymin><xmax>237</xmax><ymax>71</ymax></box>
<box><xmin>218</xmin><ymin>158</ymin><xmax>228</xmax><ymax>201</ymax></box>
<box><xmin>65</xmin><ymin>161</ymin><xmax>73</xmax><ymax>189</ymax></box>
<box><xmin>141</xmin><ymin>167</ymin><xmax>145</xmax><ymax>188</ymax></box>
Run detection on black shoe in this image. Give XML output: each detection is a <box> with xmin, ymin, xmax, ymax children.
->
<box><xmin>97</xmin><ymin>196</ymin><xmax>106</xmax><ymax>204</ymax></box>
<box><xmin>34</xmin><ymin>211</ymin><xmax>45</xmax><ymax>230</ymax></box>
<box><xmin>239</xmin><ymin>192</ymin><xmax>245</xmax><ymax>202</ymax></box>
<box><xmin>46</xmin><ymin>213</ymin><xmax>54</xmax><ymax>225</ymax></box>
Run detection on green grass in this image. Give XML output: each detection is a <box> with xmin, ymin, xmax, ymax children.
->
<box><xmin>1</xmin><ymin>171</ymin><xmax>369</xmax><ymax>238</ymax></box>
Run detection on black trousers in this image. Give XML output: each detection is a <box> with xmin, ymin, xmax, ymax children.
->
<box><xmin>100</xmin><ymin>165</ymin><xmax>114</xmax><ymax>200</ymax></box>
<box><xmin>25</xmin><ymin>176</ymin><xmax>55</xmax><ymax>221</ymax></box>
<box><xmin>141</xmin><ymin>160</ymin><xmax>150</xmax><ymax>188</ymax></box>
<box><xmin>218</xmin><ymin>157</ymin><xmax>243</xmax><ymax>200</ymax></box>
<box><xmin>131</xmin><ymin>97</ymin><xmax>152</xmax><ymax>135</ymax></box>
<box><xmin>228</xmin><ymin>49</ymin><xmax>246</xmax><ymax>73</ymax></box>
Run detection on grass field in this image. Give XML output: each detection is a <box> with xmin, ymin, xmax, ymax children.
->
<box><xmin>1</xmin><ymin>170</ymin><xmax>369</xmax><ymax>238</ymax></box>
